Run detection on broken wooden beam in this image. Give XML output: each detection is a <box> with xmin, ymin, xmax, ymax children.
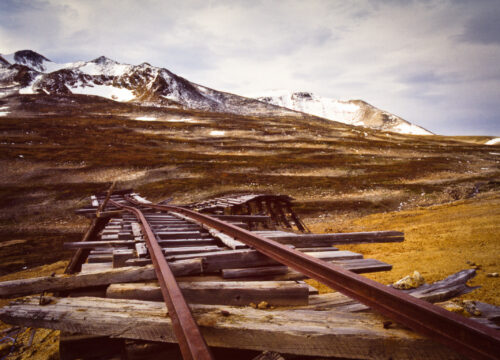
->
<box><xmin>0</xmin><ymin>296</ymin><xmax>462</xmax><ymax>359</ymax></box>
<box><xmin>0</xmin><ymin>259</ymin><xmax>203</xmax><ymax>299</ymax></box>
<box><xmin>221</xmin><ymin>266</ymin><xmax>289</xmax><ymax>279</ymax></box>
<box><xmin>169</xmin><ymin>211</ymin><xmax>246</xmax><ymax>249</ymax></box>
<box><xmin>106</xmin><ymin>281</ymin><xmax>309</xmax><ymax>306</ymax></box>
<box><xmin>210</xmin><ymin>215</ymin><xmax>272</xmax><ymax>222</ymax></box>
<box><xmin>297</xmin><ymin>269</ymin><xmax>484</xmax><ymax>313</ymax></box>
<box><xmin>175</xmin><ymin>258</ymin><xmax>391</xmax><ymax>283</ymax></box>
<box><xmin>163</xmin><ymin>246</ymin><xmax>225</xmax><ymax>256</ymax></box>
<box><xmin>256</xmin><ymin>231</ymin><xmax>404</xmax><ymax>247</ymax></box>
<box><xmin>64</xmin><ymin>216</ymin><xmax>111</xmax><ymax>274</ymax></box>
<box><xmin>128</xmin><ymin>249</ymin><xmax>363</xmax><ymax>272</ymax></box>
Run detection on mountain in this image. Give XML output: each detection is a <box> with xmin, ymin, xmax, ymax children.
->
<box><xmin>2</xmin><ymin>50</ymin><xmax>52</xmax><ymax>72</ymax></box>
<box><xmin>1</xmin><ymin>50</ymin><xmax>431</xmax><ymax>135</ymax></box>
<box><xmin>255</xmin><ymin>91</ymin><xmax>432</xmax><ymax>135</ymax></box>
<box><xmin>0</xmin><ymin>50</ymin><xmax>298</xmax><ymax>117</ymax></box>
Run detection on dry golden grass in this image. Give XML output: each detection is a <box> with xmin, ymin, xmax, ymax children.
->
<box><xmin>0</xmin><ymin>261</ymin><xmax>67</xmax><ymax>360</ymax></box>
<box><xmin>308</xmin><ymin>191</ymin><xmax>500</xmax><ymax>305</ymax></box>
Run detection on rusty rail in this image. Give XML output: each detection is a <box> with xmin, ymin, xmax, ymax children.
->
<box><xmin>124</xmin><ymin>196</ymin><xmax>500</xmax><ymax>360</ymax></box>
<box><xmin>110</xmin><ymin>199</ymin><xmax>213</xmax><ymax>360</ymax></box>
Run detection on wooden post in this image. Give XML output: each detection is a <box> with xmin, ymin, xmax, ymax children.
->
<box><xmin>64</xmin><ymin>217</ymin><xmax>111</xmax><ymax>274</ymax></box>
<box><xmin>96</xmin><ymin>181</ymin><xmax>117</xmax><ymax>217</ymax></box>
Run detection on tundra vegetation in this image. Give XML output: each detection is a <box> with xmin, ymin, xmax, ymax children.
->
<box><xmin>0</xmin><ymin>93</ymin><xmax>498</xmax><ymax>299</ymax></box>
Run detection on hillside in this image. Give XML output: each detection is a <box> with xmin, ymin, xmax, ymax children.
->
<box><xmin>0</xmin><ymin>92</ymin><xmax>498</xmax><ymax>276</ymax></box>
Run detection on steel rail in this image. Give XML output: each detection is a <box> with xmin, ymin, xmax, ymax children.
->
<box><xmin>125</xmin><ymin>197</ymin><xmax>500</xmax><ymax>360</ymax></box>
<box><xmin>109</xmin><ymin>199</ymin><xmax>213</xmax><ymax>360</ymax></box>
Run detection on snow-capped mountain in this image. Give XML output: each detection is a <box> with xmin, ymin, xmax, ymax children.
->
<box><xmin>256</xmin><ymin>91</ymin><xmax>432</xmax><ymax>135</ymax></box>
<box><xmin>0</xmin><ymin>50</ymin><xmax>297</xmax><ymax>116</ymax></box>
<box><xmin>1</xmin><ymin>50</ymin><xmax>432</xmax><ymax>135</ymax></box>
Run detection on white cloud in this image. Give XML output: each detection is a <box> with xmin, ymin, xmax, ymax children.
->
<box><xmin>1</xmin><ymin>0</ymin><xmax>499</xmax><ymax>135</ymax></box>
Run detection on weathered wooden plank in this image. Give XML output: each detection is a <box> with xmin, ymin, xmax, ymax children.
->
<box><xmin>170</xmin><ymin>211</ymin><xmax>246</xmax><ymax>249</ymax></box>
<box><xmin>0</xmin><ymin>296</ymin><xmax>463</xmax><ymax>359</ymax></box>
<box><xmin>177</xmin><ymin>258</ymin><xmax>391</xmax><ymax>283</ymax></box>
<box><xmin>298</xmin><ymin>270</ymin><xmax>483</xmax><ymax>313</ymax></box>
<box><xmin>90</xmin><ymin>195</ymin><xmax>99</xmax><ymax>207</ymax></box>
<box><xmin>65</xmin><ymin>217</ymin><xmax>111</xmax><ymax>274</ymax></box>
<box><xmin>156</xmin><ymin>231</ymin><xmax>203</xmax><ymax>239</ymax></box>
<box><xmin>208</xmin><ymin>228</ymin><xmax>246</xmax><ymax>250</ymax></box>
<box><xmin>305</xmin><ymin>250</ymin><xmax>362</xmax><ymax>261</ymax></box>
<box><xmin>87</xmin><ymin>254</ymin><xmax>112</xmax><ymax>263</ymax></box>
<box><xmin>106</xmin><ymin>281</ymin><xmax>309</xmax><ymax>306</ymax></box>
<box><xmin>118</xmin><ymin>233</ymin><xmax>134</xmax><ymax>240</ymax></box>
<box><xmin>226</xmin><ymin>222</ymin><xmax>249</xmax><ymax>230</ymax></box>
<box><xmin>163</xmin><ymin>246</ymin><xmax>225</xmax><ymax>256</ymax></box>
<box><xmin>211</xmin><ymin>215</ymin><xmax>272</xmax><ymax>222</ymax></box>
<box><xmin>125</xmin><ymin>258</ymin><xmax>157</xmax><ymax>266</ymax></box>
<box><xmin>0</xmin><ymin>259</ymin><xmax>203</xmax><ymax>298</ymax></box>
<box><xmin>222</xmin><ymin>266</ymin><xmax>289</xmax><ymax>279</ymax></box>
<box><xmin>101</xmin><ymin>234</ymin><xmax>120</xmax><ymax>241</ymax></box>
<box><xmin>135</xmin><ymin>242</ymin><xmax>148</xmax><ymax>257</ymax></box>
<box><xmin>131</xmin><ymin>222</ymin><xmax>142</xmax><ymax>238</ymax></box>
<box><xmin>64</xmin><ymin>240</ymin><xmax>136</xmax><ymax>249</ymax></box>
<box><xmin>254</xmin><ymin>231</ymin><xmax>404</xmax><ymax>247</ymax></box>
<box><xmin>127</xmin><ymin>250</ymin><xmax>368</xmax><ymax>272</ymax></box>
<box><xmin>158</xmin><ymin>239</ymin><xmax>218</xmax><ymax>247</ymax></box>
<box><xmin>296</xmin><ymin>246</ymin><xmax>339</xmax><ymax>252</ymax></box>
<box><xmin>169</xmin><ymin>249</ymin><xmax>362</xmax><ymax>272</ymax></box>
<box><xmin>112</xmin><ymin>249</ymin><xmax>135</xmax><ymax>268</ymax></box>
<box><xmin>273</xmin><ymin>259</ymin><xmax>392</xmax><ymax>280</ymax></box>
<box><xmin>81</xmin><ymin>263</ymin><xmax>112</xmax><ymax>273</ymax></box>
<box><xmin>169</xmin><ymin>249</ymin><xmax>277</xmax><ymax>271</ymax></box>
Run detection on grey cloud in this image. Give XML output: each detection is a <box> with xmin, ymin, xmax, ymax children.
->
<box><xmin>457</xmin><ymin>4</ymin><xmax>500</xmax><ymax>45</ymax></box>
<box><xmin>400</xmin><ymin>70</ymin><xmax>463</xmax><ymax>85</ymax></box>
<box><xmin>1</xmin><ymin>0</ymin><xmax>500</xmax><ymax>135</ymax></box>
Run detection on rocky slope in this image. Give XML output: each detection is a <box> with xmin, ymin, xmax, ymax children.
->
<box><xmin>0</xmin><ymin>50</ymin><xmax>297</xmax><ymax>117</ymax></box>
<box><xmin>256</xmin><ymin>91</ymin><xmax>432</xmax><ymax>135</ymax></box>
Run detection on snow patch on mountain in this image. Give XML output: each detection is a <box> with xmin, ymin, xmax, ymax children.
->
<box><xmin>78</xmin><ymin>57</ymin><xmax>132</xmax><ymax>77</ymax></box>
<box><xmin>0</xmin><ymin>105</ymin><xmax>9</xmax><ymax>116</ymax></box>
<box><xmin>135</xmin><ymin>116</ymin><xmax>157</xmax><ymax>121</ymax></box>
<box><xmin>166</xmin><ymin>118</ymin><xmax>199</xmax><ymax>123</ymax></box>
<box><xmin>256</xmin><ymin>90</ymin><xmax>432</xmax><ymax>135</ymax></box>
<box><xmin>70</xmin><ymin>83</ymin><xmax>135</xmax><ymax>102</ymax></box>
<box><xmin>391</xmin><ymin>120</ymin><xmax>431</xmax><ymax>135</ymax></box>
<box><xmin>485</xmin><ymin>138</ymin><xmax>500</xmax><ymax>145</ymax></box>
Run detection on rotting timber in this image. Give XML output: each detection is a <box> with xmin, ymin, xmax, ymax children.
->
<box><xmin>0</xmin><ymin>189</ymin><xmax>499</xmax><ymax>360</ymax></box>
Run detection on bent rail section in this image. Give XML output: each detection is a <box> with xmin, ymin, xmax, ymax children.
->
<box><xmin>110</xmin><ymin>199</ymin><xmax>214</xmax><ymax>360</ymax></box>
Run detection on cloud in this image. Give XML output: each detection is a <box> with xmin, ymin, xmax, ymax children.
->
<box><xmin>0</xmin><ymin>0</ymin><xmax>499</xmax><ymax>135</ymax></box>
<box><xmin>455</xmin><ymin>0</ymin><xmax>500</xmax><ymax>45</ymax></box>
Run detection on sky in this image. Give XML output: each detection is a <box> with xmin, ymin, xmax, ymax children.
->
<box><xmin>1</xmin><ymin>0</ymin><xmax>499</xmax><ymax>135</ymax></box>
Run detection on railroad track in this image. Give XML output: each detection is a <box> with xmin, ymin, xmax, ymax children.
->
<box><xmin>0</xmin><ymin>189</ymin><xmax>498</xmax><ymax>359</ymax></box>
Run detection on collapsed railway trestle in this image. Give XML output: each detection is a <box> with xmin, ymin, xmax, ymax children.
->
<box><xmin>0</xmin><ymin>188</ymin><xmax>498</xmax><ymax>360</ymax></box>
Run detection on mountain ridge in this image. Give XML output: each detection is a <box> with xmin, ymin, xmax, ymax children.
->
<box><xmin>0</xmin><ymin>50</ymin><xmax>299</xmax><ymax>117</ymax></box>
<box><xmin>1</xmin><ymin>50</ymin><xmax>431</xmax><ymax>134</ymax></box>
<box><xmin>255</xmin><ymin>91</ymin><xmax>432</xmax><ymax>135</ymax></box>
